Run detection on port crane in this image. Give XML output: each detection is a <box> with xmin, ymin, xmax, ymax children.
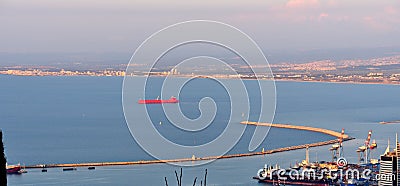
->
<box><xmin>329</xmin><ymin>128</ymin><xmax>344</xmax><ymax>162</ymax></box>
<box><xmin>356</xmin><ymin>130</ymin><xmax>377</xmax><ymax>164</ymax></box>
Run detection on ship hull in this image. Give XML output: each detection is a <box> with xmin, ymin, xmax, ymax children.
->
<box><xmin>138</xmin><ymin>97</ymin><xmax>178</xmax><ymax>104</ymax></box>
<box><xmin>6</xmin><ymin>166</ymin><xmax>22</xmax><ymax>174</ymax></box>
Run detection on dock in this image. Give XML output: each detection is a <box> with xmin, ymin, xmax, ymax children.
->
<box><xmin>25</xmin><ymin>121</ymin><xmax>354</xmax><ymax>169</ymax></box>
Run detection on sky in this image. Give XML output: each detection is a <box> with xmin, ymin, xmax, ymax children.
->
<box><xmin>0</xmin><ymin>0</ymin><xmax>400</xmax><ymax>62</ymax></box>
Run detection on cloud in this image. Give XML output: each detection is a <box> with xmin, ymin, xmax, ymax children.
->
<box><xmin>361</xmin><ymin>5</ymin><xmax>400</xmax><ymax>32</ymax></box>
<box><xmin>363</xmin><ymin>16</ymin><xmax>391</xmax><ymax>32</ymax></box>
<box><xmin>285</xmin><ymin>0</ymin><xmax>320</xmax><ymax>9</ymax></box>
<box><xmin>384</xmin><ymin>6</ymin><xmax>397</xmax><ymax>15</ymax></box>
<box><xmin>318</xmin><ymin>13</ymin><xmax>329</xmax><ymax>21</ymax></box>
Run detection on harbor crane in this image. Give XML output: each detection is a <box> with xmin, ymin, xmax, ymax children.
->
<box><xmin>356</xmin><ymin>130</ymin><xmax>377</xmax><ymax>164</ymax></box>
<box><xmin>329</xmin><ymin>128</ymin><xmax>344</xmax><ymax>162</ymax></box>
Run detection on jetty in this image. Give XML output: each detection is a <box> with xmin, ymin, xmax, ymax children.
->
<box><xmin>379</xmin><ymin>120</ymin><xmax>400</xmax><ymax>125</ymax></box>
<box><xmin>25</xmin><ymin>121</ymin><xmax>354</xmax><ymax>169</ymax></box>
<box><xmin>240</xmin><ymin>121</ymin><xmax>350</xmax><ymax>139</ymax></box>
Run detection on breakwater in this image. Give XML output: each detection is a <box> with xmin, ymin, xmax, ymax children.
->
<box><xmin>240</xmin><ymin>121</ymin><xmax>350</xmax><ymax>139</ymax></box>
<box><xmin>25</xmin><ymin>121</ymin><xmax>353</xmax><ymax>169</ymax></box>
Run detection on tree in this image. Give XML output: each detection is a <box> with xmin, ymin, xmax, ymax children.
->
<box><xmin>165</xmin><ymin>168</ymin><xmax>207</xmax><ymax>186</ymax></box>
<box><xmin>0</xmin><ymin>130</ymin><xmax>7</xmax><ymax>185</ymax></box>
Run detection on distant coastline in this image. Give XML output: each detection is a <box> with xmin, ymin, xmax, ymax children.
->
<box><xmin>1</xmin><ymin>72</ymin><xmax>399</xmax><ymax>86</ymax></box>
<box><xmin>273</xmin><ymin>78</ymin><xmax>400</xmax><ymax>86</ymax></box>
<box><xmin>2</xmin><ymin>54</ymin><xmax>400</xmax><ymax>84</ymax></box>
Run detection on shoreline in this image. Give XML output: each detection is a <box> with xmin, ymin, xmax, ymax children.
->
<box><xmin>274</xmin><ymin>78</ymin><xmax>400</xmax><ymax>86</ymax></box>
<box><xmin>1</xmin><ymin>74</ymin><xmax>399</xmax><ymax>86</ymax></box>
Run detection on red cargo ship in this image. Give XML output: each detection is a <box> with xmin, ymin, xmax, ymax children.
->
<box><xmin>138</xmin><ymin>96</ymin><xmax>179</xmax><ymax>104</ymax></box>
<box><xmin>6</xmin><ymin>164</ymin><xmax>22</xmax><ymax>174</ymax></box>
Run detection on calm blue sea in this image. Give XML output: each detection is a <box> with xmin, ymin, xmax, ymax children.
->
<box><xmin>1</xmin><ymin>75</ymin><xmax>399</xmax><ymax>185</ymax></box>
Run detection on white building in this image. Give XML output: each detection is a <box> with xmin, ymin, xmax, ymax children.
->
<box><xmin>379</xmin><ymin>136</ymin><xmax>400</xmax><ymax>186</ymax></box>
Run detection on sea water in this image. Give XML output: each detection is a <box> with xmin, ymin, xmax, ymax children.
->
<box><xmin>1</xmin><ymin>75</ymin><xmax>399</xmax><ymax>185</ymax></box>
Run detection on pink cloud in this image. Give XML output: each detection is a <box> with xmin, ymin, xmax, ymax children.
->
<box><xmin>363</xmin><ymin>16</ymin><xmax>391</xmax><ymax>31</ymax></box>
<box><xmin>361</xmin><ymin>5</ymin><xmax>400</xmax><ymax>32</ymax></box>
<box><xmin>326</xmin><ymin>0</ymin><xmax>338</xmax><ymax>7</ymax></box>
<box><xmin>286</xmin><ymin>0</ymin><xmax>320</xmax><ymax>8</ymax></box>
<box><xmin>318</xmin><ymin>13</ymin><xmax>329</xmax><ymax>20</ymax></box>
<box><xmin>384</xmin><ymin>6</ymin><xmax>397</xmax><ymax>15</ymax></box>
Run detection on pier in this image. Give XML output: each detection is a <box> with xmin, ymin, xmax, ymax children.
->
<box><xmin>25</xmin><ymin>122</ymin><xmax>354</xmax><ymax>169</ymax></box>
